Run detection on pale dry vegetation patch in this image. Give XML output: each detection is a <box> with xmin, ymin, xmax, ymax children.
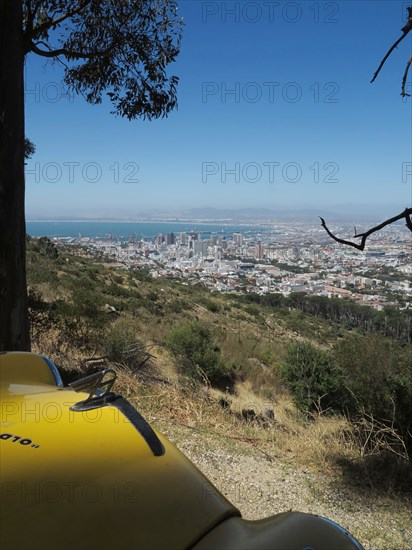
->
<box><xmin>109</xmin><ymin>364</ymin><xmax>358</xmax><ymax>478</ymax></box>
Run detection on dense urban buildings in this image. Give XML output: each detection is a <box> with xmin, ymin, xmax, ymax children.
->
<box><xmin>58</xmin><ymin>221</ymin><xmax>411</xmax><ymax>310</ymax></box>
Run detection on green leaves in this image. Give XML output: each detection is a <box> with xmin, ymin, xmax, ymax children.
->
<box><xmin>281</xmin><ymin>336</ymin><xmax>412</xmax><ymax>453</ymax></box>
<box><xmin>281</xmin><ymin>342</ymin><xmax>346</xmax><ymax>415</ymax></box>
<box><xmin>103</xmin><ymin>321</ymin><xmax>146</xmax><ymax>369</ymax></box>
<box><xmin>24</xmin><ymin>0</ymin><xmax>183</xmax><ymax>119</ymax></box>
<box><xmin>166</xmin><ymin>321</ymin><xmax>231</xmax><ymax>387</ymax></box>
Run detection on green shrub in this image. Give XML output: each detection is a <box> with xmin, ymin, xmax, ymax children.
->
<box><xmin>166</xmin><ymin>299</ymin><xmax>191</xmax><ymax>314</ymax></box>
<box><xmin>105</xmin><ymin>282</ymin><xmax>132</xmax><ymax>298</ymax></box>
<box><xmin>28</xmin><ymin>289</ymin><xmax>55</xmax><ymax>340</ymax></box>
<box><xmin>35</xmin><ymin>236</ymin><xmax>59</xmax><ymax>259</ymax></box>
<box><xmin>130</xmin><ymin>268</ymin><xmax>151</xmax><ymax>282</ymax></box>
<box><xmin>197</xmin><ymin>297</ymin><xmax>220</xmax><ymax>313</ymax></box>
<box><xmin>54</xmin><ymin>289</ymin><xmax>107</xmax><ymax>346</ymax></box>
<box><xmin>280</xmin><ymin>342</ymin><xmax>347</xmax><ymax>414</ymax></box>
<box><xmin>281</xmin><ymin>336</ymin><xmax>412</xmax><ymax>453</ymax></box>
<box><xmin>166</xmin><ymin>321</ymin><xmax>232</xmax><ymax>387</ymax></box>
<box><xmin>102</xmin><ymin>321</ymin><xmax>147</xmax><ymax>370</ymax></box>
<box><xmin>244</xmin><ymin>304</ymin><xmax>261</xmax><ymax>317</ymax></box>
<box><xmin>147</xmin><ymin>290</ymin><xmax>159</xmax><ymax>301</ymax></box>
<box><xmin>333</xmin><ymin>334</ymin><xmax>412</xmax><ymax>450</ymax></box>
<box><xmin>205</xmin><ymin>300</ymin><xmax>220</xmax><ymax>313</ymax></box>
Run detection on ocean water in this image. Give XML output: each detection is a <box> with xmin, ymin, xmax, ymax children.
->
<box><xmin>26</xmin><ymin>220</ymin><xmax>270</xmax><ymax>240</ymax></box>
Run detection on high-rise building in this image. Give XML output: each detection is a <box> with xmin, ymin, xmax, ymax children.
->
<box><xmin>166</xmin><ymin>232</ymin><xmax>175</xmax><ymax>245</ymax></box>
<box><xmin>255</xmin><ymin>241</ymin><xmax>265</xmax><ymax>260</ymax></box>
<box><xmin>233</xmin><ymin>233</ymin><xmax>243</xmax><ymax>246</ymax></box>
<box><xmin>193</xmin><ymin>240</ymin><xmax>209</xmax><ymax>257</ymax></box>
<box><xmin>188</xmin><ymin>232</ymin><xmax>200</xmax><ymax>249</ymax></box>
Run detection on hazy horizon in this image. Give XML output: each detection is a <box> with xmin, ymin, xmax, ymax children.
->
<box><xmin>26</xmin><ymin>203</ymin><xmax>408</xmax><ymax>224</ymax></box>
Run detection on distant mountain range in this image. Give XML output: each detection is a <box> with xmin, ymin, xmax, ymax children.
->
<box><xmin>154</xmin><ymin>207</ymin><xmax>346</xmax><ymax>222</ymax></box>
<box><xmin>27</xmin><ymin>206</ymin><xmax>402</xmax><ymax>224</ymax></box>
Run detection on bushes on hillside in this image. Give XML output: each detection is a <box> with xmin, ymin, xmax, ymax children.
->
<box><xmin>234</xmin><ymin>291</ymin><xmax>412</xmax><ymax>344</ymax></box>
<box><xmin>54</xmin><ymin>288</ymin><xmax>106</xmax><ymax>345</ymax></box>
<box><xmin>27</xmin><ymin>236</ymin><xmax>59</xmax><ymax>259</ymax></box>
<box><xmin>197</xmin><ymin>296</ymin><xmax>220</xmax><ymax>313</ymax></box>
<box><xmin>281</xmin><ymin>342</ymin><xmax>347</xmax><ymax>414</ymax></box>
<box><xmin>281</xmin><ymin>336</ymin><xmax>412</xmax><ymax>454</ymax></box>
<box><xmin>103</xmin><ymin>321</ymin><xmax>147</xmax><ymax>370</ymax></box>
<box><xmin>26</xmin><ymin>237</ymin><xmax>60</xmax><ymax>287</ymax></box>
<box><xmin>334</xmin><ymin>334</ymin><xmax>412</xmax><ymax>450</ymax></box>
<box><xmin>166</xmin><ymin>321</ymin><xmax>233</xmax><ymax>387</ymax></box>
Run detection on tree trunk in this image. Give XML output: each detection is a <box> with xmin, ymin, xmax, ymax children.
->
<box><xmin>0</xmin><ymin>0</ymin><xmax>30</xmax><ymax>351</ymax></box>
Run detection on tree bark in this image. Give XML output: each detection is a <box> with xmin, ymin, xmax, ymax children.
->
<box><xmin>0</xmin><ymin>0</ymin><xmax>30</xmax><ymax>351</ymax></box>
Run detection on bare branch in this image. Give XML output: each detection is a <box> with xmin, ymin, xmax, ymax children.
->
<box><xmin>371</xmin><ymin>6</ymin><xmax>412</xmax><ymax>93</ymax></box>
<box><xmin>29</xmin><ymin>41</ymin><xmax>115</xmax><ymax>60</ymax></box>
<box><xmin>30</xmin><ymin>42</ymin><xmax>91</xmax><ymax>59</ymax></box>
<box><xmin>320</xmin><ymin>207</ymin><xmax>412</xmax><ymax>251</ymax></box>
<box><xmin>401</xmin><ymin>55</ymin><xmax>412</xmax><ymax>97</ymax></box>
<box><xmin>31</xmin><ymin>1</ymin><xmax>92</xmax><ymax>41</ymax></box>
<box><xmin>354</xmin><ymin>409</ymin><xmax>409</xmax><ymax>462</ymax></box>
<box><xmin>406</xmin><ymin>212</ymin><xmax>412</xmax><ymax>231</ymax></box>
<box><xmin>370</xmin><ymin>32</ymin><xmax>409</xmax><ymax>84</ymax></box>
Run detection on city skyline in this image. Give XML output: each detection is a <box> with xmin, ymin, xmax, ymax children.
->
<box><xmin>38</xmin><ymin>217</ymin><xmax>411</xmax><ymax>311</ymax></box>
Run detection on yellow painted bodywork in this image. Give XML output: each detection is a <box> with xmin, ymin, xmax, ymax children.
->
<box><xmin>0</xmin><ymin>353</ymin><xmax>238</xmax><ymax>550</ymax></box>
<box><xmin>0</xmin><ymin>352</ymin><xmax>364</xmax><ymax>550</ymax></box>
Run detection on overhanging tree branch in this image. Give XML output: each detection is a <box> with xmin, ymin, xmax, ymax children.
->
<box><xmin>370</xmin><ymin>32</ymin><xmax>409</xmax><ymax>84</ymax></box>
<box><xmin>320</xmin><ymin>208</ymin><xmax>412</xmax><ymax>251</ymax></box>
<box><xmin>371</xmin><ymin>6</ymin><xmax>412</xmax><ymax>96</ymax></box>
<box><xmin>405</xmin><ymin>211</ymin><xmax>412</xmax><ymax>232</ymax></box>
<box><xmin>31</xmin><ymin>0</ymin><xmax>92</xmax><ymax>40</ymax></box>
<box><xmin>29</xmin><ymin>41</ymin><xmax>114</xmax><ymax>60</ymax></box>
<box><xmin>402</xmin><ymin>55</ymin><xmax>412</xmax><ymax>97</ymax></box>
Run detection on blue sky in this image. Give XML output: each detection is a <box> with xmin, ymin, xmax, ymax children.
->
<box><xmin>24</xmin><ymin>1</ymin><xmax>412</xmax><ymax>219</ymax></box>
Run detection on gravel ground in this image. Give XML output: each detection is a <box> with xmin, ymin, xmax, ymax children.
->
<box><xmin>167</xmin><ymin>428</ymin><xmax>412</xmax><ymax>550</ymax></box>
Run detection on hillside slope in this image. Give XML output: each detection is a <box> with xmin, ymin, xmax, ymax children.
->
<box><xmin>27</xmin><ymin>238</ymin><xmax>412</xmax><ymax>550</ymax></box>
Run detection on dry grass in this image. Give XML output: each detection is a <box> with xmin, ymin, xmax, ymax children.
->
<box><xmin>32</xmin><ymin>330</ymin><xmax>88</xmax><ymax>372</ymax></box>
<box><xmin>107</xmin><ymin>366</ymin><xmax>358</xmax><ymax>477</ymax></box>
<box><xmin>32</xmin><ymin>312</ymin><xmax>409</xmax><ymax>497</ymax></box>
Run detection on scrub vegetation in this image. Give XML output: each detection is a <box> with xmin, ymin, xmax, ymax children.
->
<box><xmin>27</xmin><ymin>238</ymin><xmax>412</xmax><ymax>549</ymax></box>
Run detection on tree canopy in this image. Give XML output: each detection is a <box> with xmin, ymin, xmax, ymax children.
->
<box><xmin>23</xmin><ymin>0</ymin><xmax>182</xmax><ymax>119</ymax></box>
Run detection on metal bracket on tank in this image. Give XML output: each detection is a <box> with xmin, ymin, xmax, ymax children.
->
<box><xmin>68</xmin><ymin>368</ymin><xmax>164</xmax><ymax>456</ymax></box>
<box><xmin>69</xmin><ymin>369</ymin><xmax>117</xmax><ymax>411</ymax></box>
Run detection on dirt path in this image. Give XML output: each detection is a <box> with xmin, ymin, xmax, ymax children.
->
<box><xmin>168</xmin><ymin>428</ymin><xmax>412</xmax><ymax>550</ymax></box>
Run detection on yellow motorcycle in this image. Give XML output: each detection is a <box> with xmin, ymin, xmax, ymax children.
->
<box><xmin>0</xmin><ymin>352</ymin><xmax>364</xmax><ymax>550</ymax></box>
